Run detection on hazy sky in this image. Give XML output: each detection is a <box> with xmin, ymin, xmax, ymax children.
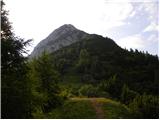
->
<box><xmin>5</xmin><ymin>0</ymin><xmax>159</xmax><ymax>55</ymax></box>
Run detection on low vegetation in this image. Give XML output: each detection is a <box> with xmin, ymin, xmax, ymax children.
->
<box><xmin>47</xmin><ymin>98</ymin><xmax>131</xmax><ymax>119</ymax></box>
<box><xmin>47</xmin><ymin>98</ymin><xmax>97</xmax><ymax>119</ymax></box>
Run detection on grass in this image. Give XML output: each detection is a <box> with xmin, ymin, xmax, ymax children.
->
<box><xmin>100</xmin><ymin>99</ymin><xmax>132</xmax><ymax>119</ymax></box>
<box><xmin>47</xmin><ymin>98</ymin><xmax>132</xmax><ymax>119</ymax></box>
<box><xmin>47</xmin><ymin>99</ymin><xmax>96</xmax><ymax>119</ymax></box>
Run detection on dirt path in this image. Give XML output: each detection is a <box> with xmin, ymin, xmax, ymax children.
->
<box><xmin>90</xmin><ymin>98</ymin><xmax>105</xmax><ymax>119</ymax></box>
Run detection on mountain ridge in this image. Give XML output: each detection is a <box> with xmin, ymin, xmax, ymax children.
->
<box><xmin>29</xmin><ymin>24</ymin><xmax>158</xmax><ymax>119</ymax></box>
<box><xmin>30</xmin><ymin>24</ymin><xmax>91</xmax><ymax>58</ymax></box>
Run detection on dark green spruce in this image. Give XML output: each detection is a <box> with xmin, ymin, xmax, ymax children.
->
<box><xmin>1</xmin><ymin>1</ymin><xmax>31</xmax><ymax>118</ymax></box>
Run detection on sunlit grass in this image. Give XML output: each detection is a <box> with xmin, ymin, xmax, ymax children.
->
<box><xmin>101</xmin><ymin>99</ymin><xmax>132</xmax><ymax>119</ymax></box>
<box><xmin>47</xmin><ymin>99</ymin><xmax>96</xmax><ymax>119</ymax></box>
<box><xmin>47</xmin><ymin>98</ymin><xmax>132</xmax><ymax>119</ymax></box>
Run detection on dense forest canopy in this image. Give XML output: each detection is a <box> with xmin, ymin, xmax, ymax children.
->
<box><xmin>53</xmin><ymin>36</ymin><xmax>159</xmax><ymax>95</ymax></box>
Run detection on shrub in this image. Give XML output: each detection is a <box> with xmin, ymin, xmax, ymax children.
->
<box><xmin>129</xmin><ymin>94</ymin><xmax>159</xmax><ymax>119</ymax></box>
<box><xmin>78</xmin><ymin>84</ymin><xmax>109</xmax><ymax>97</ymax></box>
<box><xmin>121</xmin><ymin>84</ymin><xmax>138</xmax><ymax>104</ymax></box>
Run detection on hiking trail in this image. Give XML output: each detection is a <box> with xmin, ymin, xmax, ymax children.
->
<box><xmin>90</xmin><ymin>98</ymin><xmax>105</xmax><ymax>119</ymax></box>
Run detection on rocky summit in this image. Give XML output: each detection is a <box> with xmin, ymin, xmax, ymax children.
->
<box><xmin>30</xmin><ymin>24</ymin><xmax>90</xmax><ymax>58</ymax></box>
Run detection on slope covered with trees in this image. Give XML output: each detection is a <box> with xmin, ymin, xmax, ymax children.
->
<box><xmin>51</xmin><ymin>35</ymin><xmax>159</xmax><ymax>118</ymax></box>
<box><xmin>52</xmin><ymin>35</ymin><xmax>158</xmax><ymax>95</ymax></box>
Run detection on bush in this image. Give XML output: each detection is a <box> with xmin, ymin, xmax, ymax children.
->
<box><xmin>78</xmin><ymin>84</ymin><xmax>100</xmax><ymax>97</ymax></box>
<box><xmin>78</xmin><ymin>84</ymin><xmax>109</xmax><ymax>97</ymax></box>
<box><xmin>121</xmin><ymin>84</ymin><xmax>138</xmax><ymax>104</ymax></box>
<box><xmin>129</xmin><ymin>94</ymin><xmax>159</xmax><ymax>119</ymax></box>
<box><xmin>98</xmin><ymin>75</ymin><xmax>122</xmax><ymax>98</ymax></box>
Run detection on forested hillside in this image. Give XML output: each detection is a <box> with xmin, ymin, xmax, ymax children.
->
<box><xmin>50</xmin><ymin>33</ymin><xmax>159</xmax><ymax>119</ymax></box>
<box><xmin>52</xmin><ymin>35</ymin><xmax>159</xmax><ymax>97</ymax></box>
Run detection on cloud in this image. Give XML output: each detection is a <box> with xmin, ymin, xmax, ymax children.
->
<box><xmin>4</xmin><ymin>0</ymin><xmax>135</xmax><ymax>41</ymax></box>
<box><xmin>142</xmin><ymin>2</ymin><xmax>159</xmax><ymax>21</ymax></box>
<box><xmin>105</xmin><ymin>1</ymin><xmax>158</xmax><ymax>55</ymax></box>
<box><xmin>116</xmin><ymin>32</ymin><xmax>158</xmax><ymax>55</ymax></box>
<box><xmin>117</xmin><ymin>34</ymin><xmax>145</xmax><ymax>49</ymax></box>
<box><xmin>143</xmin><ymin>22</ymin><xmax>158</xmax><ymax>32</ymax></box>
<box><xmin>105</xmin><ymin>0</ymin><xmax>158</xmax><ymax>3</ymax></box>
<box><xmin>147</xmin><ymin>33</ymin><xmax>158</xmax><ymax>43</ymax></box>
<box><xmin>102</xmin><ymin>2</ymin><xmax>133</xmax><ymax>21</ymax></box>
<box><xmin>4</xmin><ymin>0</ymin><xmax>158</xmax><ymax>55</ymax></box>
<box><xmin>129</xmin><ymin>11</ymin><xmax>136</xmax><ymax>17</ymax></box>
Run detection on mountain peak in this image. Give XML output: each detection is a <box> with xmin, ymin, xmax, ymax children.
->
<box><xmin>60</xmin><ymin>24</ymin><xmax>77</xmax><ymax>29</ymax></box>
<box><xmin>30</xmin><ymin>24</ymin><xmax>89</xmax><ymax>58</ymax></box>
<box><xmin>53</xmin><ymin>24</ymin><xmax>78</xmax><ymax>33</ymax></box>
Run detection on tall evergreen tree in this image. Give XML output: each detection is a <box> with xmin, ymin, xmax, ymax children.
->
<box><xmin>28</xmin><ymin>52</ymin><xmax>63</xmax><ymax>117</ymax></box>
<box><xmin>76</xmin><ymin>49</ymin><xmax>90</xmax><ymax>73</ymax></box>
<box><xmin>1</xmin><ymin>1</ymin><xmax>31</xmax><ymax>118</ymax></box>
<box><xmin>121</xmin><ymin>84</ymin><xmax>138</xmax><ymax>104</ymax></box>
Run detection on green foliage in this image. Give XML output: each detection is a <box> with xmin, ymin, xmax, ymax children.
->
<box><xmin>47</xmin><ymin>98</ymin><xmax>132</xmax><ymax>119</ymax></box>
<box><xmin>121</xmin><ymin>84</ymin><xmax>138</xmax><ymax>104</ymax></box>
<box><xmin>30</xmin><ymin>25</ymin><xmax>158</xmax><ymax>119</ymax></box>
<box><xmin>129</xmin><ymin>94</ymin><xmax>159</xmax><ymax>119</ymax></box>
<box><xmin>55</xmin><ymin>58</ymin><xmax>67</xmax><ymax>74</ymax></box>
<box><xmin>2</xmin><ymin>1</ymin><xmax>158</xmax><ymax>118</ymax></box>
<box><xmin>76</xmin><ymin>49</ymin><xmax>91</xmax><ymax>73</ymax></box>
<box><xmin>79</xmin><ymin>49</ymin><xmax>90</xmax><ymax>65</ymax></box>
<box><xmin>98</xmin><ymin>75</ymin><xmax>122</xmax><ymax>98</ymax></box>
<box><xmin>78</xmin><ymin>84</ymin><xmax>109</xmax><ymax>97</ymax></box>
<box><xmin>28</xmin><ymin>52</ymin><xmax>64</xmax><ymax>117</ymax></box>
<box><xmin>101</xmin><ymin>99</ymin><xmax>132</xmax><ymax>119</ymax></box>
<box><xmin>48</xmin><ymin>99</ymin><xmax>97</xmax><ymax>119</ymax></box>
<box><xmin>34</xmin><ymin>52</ymin><xmax>59</xmax><ymax>93</ymax></box>
<box><xmin>1</xmin><ymin>1</ymin><xmax>31</xmax><ymax>118</ymax></box>
<box><xmin>52</xmin><ymin>36</ymin><xmax>159</xmax><ymax>97</ymax></box>
<box><xmin>79</xmin><ymin>84</ymin><xmax>96</xmax><ymax>97</ymax></box>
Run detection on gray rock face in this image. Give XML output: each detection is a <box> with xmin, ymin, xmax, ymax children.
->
<box><xmin>30</xmin><ymin>24</ymin><xmax>90</xmax><ymax>58</ymax></box>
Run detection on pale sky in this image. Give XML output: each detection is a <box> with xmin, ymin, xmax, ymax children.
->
<box><xmin>4</xmin><ymin>0</ymin><xmax>159</xmax><ymax>55</ymax></box>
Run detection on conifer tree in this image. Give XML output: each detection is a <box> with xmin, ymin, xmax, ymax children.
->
<box><xmin>76</xmin><ymin>49</ymin><xmax>90</xmax><ymax>73</ymax></box>
<box><xmin>28</xmin><ymin>52</ymin><xmax>63</xmax><ymax>117</ymax></box>
<box><xmin>1</xmin><ymin>1</ymin><xmax>31</xmax><ymax>118</ymax></box>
